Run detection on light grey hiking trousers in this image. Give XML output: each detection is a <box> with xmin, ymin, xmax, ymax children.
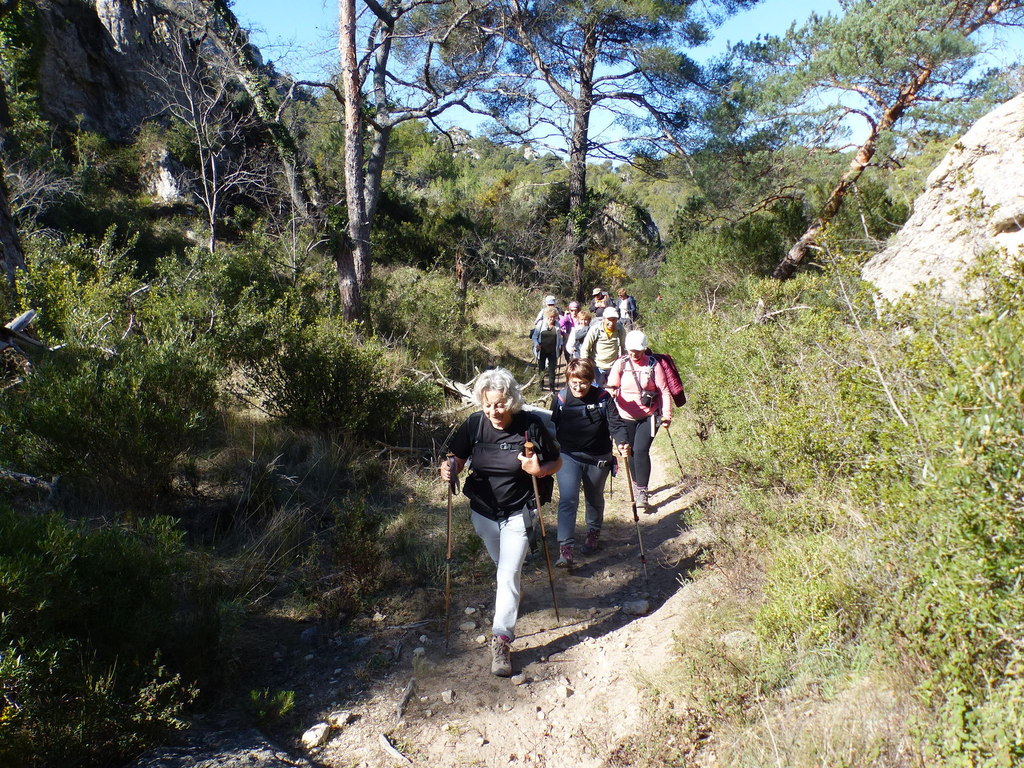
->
<box><xmin>471</xmin><ymin>508</ymin><xmax>532</xmax><ymax>641</ymax></box>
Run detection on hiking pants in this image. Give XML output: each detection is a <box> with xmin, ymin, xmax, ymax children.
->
<box><xmin>617</xmin><ymin>414</ymin><xmax>659</xmax><ymax>488</ymax></box>
<box><xmin>555</xmin><ymin>452</ymin><xmax>612</xmax><ymax>547</ymax></box>
<box><xmin>538</xmin><ymin>348</ymin><xmax>558</xmax><ymax>389</ymax></box>
<box><xmin>471</xmin><ymin>508</ymin><xmax>532</xmax><ymax>641</ymax></box>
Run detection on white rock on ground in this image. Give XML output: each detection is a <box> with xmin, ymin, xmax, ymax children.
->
<box><xmin>300</xmin><ymin>723</ymin><xmax>330</xmax><ymax>749</ymax></box>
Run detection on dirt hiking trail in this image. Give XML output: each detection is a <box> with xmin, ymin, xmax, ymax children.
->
<box><xmin>314</xmin><ymin>443</ymin><xmax>718</xmax><ymax>768</ymax></box>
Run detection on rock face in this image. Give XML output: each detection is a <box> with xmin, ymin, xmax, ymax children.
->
<box><xmin>33</xmin><ymin>0</ymin><xmax>261</xmax><ymax>144</ymax></box>
<box><xmin>34</xmin><ymin>0</ymin><xmax>175</xmax><ymax>142</ymax></box>
<box><xmin>862</xmin><ymin>93</ymin><xmax>1024</xmax><ymax>301</ymax></box>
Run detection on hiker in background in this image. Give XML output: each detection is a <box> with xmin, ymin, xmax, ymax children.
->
<box><xmin>570</xmin><ymin>310</ymin><xmax>593</xmax><ymax>359</ymax></box>
<box><xmin>606</xmin><ymin>330</ymin><xmax>672</xmax><ymax>513</ymax></box>
<box><xmin>533</xmin><ymin>294</ymin><xmax>562</xmax><ymax>325</ymax></box>
<box><xmin>615</xmin><ymin>288</ymin><xmax>639</xmax><ymax>330</ymax></box>
<box><xmin>588</xmin><ymin>287</ymin><xmax>609</xmax><ymax>316</ymax></box>
<box><xmin>440</xmin><ymin>368</ymin><xmax>561</xmax><ymax>677</ymax></box>
<box><xmin>532</xmin><ymin>307</ymin><xmax>562</xmax><ymax>391</ymax></box>
<box><xmin>581</xmin><ymin>306</ymin><xmax>626</xmax><ymax>386</ymax></box>
<box><xmin>559</xmin><ymin>301</ymin><xmax>583</xmax><ymax>362</ymax></box>
<box><xmin>550</xmin><ymin>357</ymin><xmax>614</xmax><ymax>569</ymax></box>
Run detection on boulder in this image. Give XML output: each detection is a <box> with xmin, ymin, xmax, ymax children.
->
<box><xmin>862</xmin><ymin>93</ymin><xmax>1024</xmax><ymax>301</ymax></box>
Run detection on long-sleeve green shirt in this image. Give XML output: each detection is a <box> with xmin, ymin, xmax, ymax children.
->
<box><xmin>581</xmin><ymin>322</ymin><xmax>626</xmax><ymax>370</ymax></box>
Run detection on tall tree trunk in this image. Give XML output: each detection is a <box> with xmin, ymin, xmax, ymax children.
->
<box><xmin>0</xmin><ymin>74</ymin><xmax>24</xmax><ymax>287</ymax></box>
<box><xmin>335</xmin><ymin>240</ymin><xmax>361</xmax><ymax>317</ymax></box>
<box><xmin>565</xmin><ymin>49</ymin><xmax>595</xmax><ymax>301</ymax></box>
<box><xmin>364</xmin><ymin>24</ymin><xmax>393</xmax><ymax>226</ymax></box>
<box><xmin>454</xmin><ymin>246</ymin><xmax>468</xmax><ymax>328</ymax></box>
<box><xmin>566</xmin><ymin>106</ymin><xmax>590</xmax><ymax>300</ymax></box>
<box><xmin>338</xmin><ymin>0</ymin><xmax>368</xmax><ymax>321</ymax></box>
<box><xmin>773</xmin><ymin>68</ymin><xmax>932</xmax><ymax>279</ymax></box>
<box><xmin>0</xmin><ymin>156</ymin><xmax>22</xmax><ymax>287</ymax></box>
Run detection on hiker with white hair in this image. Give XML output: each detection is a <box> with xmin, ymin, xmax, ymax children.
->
<box><xmin>440</xmin><ymin>368</ymin><xmax>562</xmax><ymax>677</ymax></box>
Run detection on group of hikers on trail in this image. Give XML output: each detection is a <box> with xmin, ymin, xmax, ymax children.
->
<box><xmin>530</xmin><ymin>287</ymin><xmax>640</xmax><ymax>390</ymax></box>
<box><xmin>441</xmin><ymin>289</ymin><xmax>684</xmax><ymax>677</ymax></box>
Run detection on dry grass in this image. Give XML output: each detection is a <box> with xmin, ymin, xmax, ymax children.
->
<box><xmin>705</xmin><ymin>676</ymin><xmax>924</xmax><ymax>768</ymax></box>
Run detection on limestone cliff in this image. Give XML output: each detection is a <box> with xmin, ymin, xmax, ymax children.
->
<box><xmin>34</xmin><ymin>0</ymin><xmax>171</xmax><ymax>141</ymax></box>
<box><xmin>32</xmin><ymin>0</ymin><xmax>261</xmax><ymax>144</ymax></box>
<box><xmin>862</xmin><ymin>93</ymin><xmax>1024</xmax><ymax>301</ymax></box>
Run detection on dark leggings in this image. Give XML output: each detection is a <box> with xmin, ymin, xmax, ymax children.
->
<box><xmin>538</xmin><ymin>349</ymin><xmax>558</xmax><ymax>389</ymax></box>
<box><xmin>618</xmin><ymin>414</ymin><xmax>659</xmax><ymax>487</ymax></box>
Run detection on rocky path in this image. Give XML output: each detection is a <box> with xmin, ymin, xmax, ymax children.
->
<box><xmin>310</xmin><ymin>444</ymin><xmax>716</xmax><ymax>768</ymax></box>
<box><xmin>129</xmin><ymin>428</ymin><xmax>717</xmax><ymax>768</ymax></box>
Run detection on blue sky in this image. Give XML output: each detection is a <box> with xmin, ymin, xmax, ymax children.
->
<box><xmin>233</xmin><ymin>0</ymin><xmax>842</xmax><ymax>82</ymax></box>
<box><xmin>231</xmin><ymin>0</ymin><xmax>1022</xmax><ymax>149</ymax></box>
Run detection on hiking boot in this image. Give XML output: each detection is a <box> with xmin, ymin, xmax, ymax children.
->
<box><xmin>555</xmin><ymin>544</ymin><xmax>574</xmax><ymax>568</ymax></box>
<box><xmin>635</xmin><ymin>486</ymin><xmax>651</xmax><ymax>513</ymax></box>
<box><xmin>580</xmin><ymin>528</ymin><xmax>600</xmax><ymax>555</ymax></box>
<box><xmin>490</xmin><ymin>634</ymin><xmax>512</xmax><ymax>677</ymax></box>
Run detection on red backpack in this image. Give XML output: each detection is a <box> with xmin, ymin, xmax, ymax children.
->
<box><xmin>649</xmin><ymin>351</ymin><xmax>686</xmax><ymax>407</ymax></box>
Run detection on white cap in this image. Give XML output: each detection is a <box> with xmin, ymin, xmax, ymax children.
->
<box><xmin>602</xmin><ymin>307</ymin><xmax>620</xmax><ymax>319</ymax></box>
<box><xmin>625</xmin><ymin>330</ymin><xmax>647</xmax><ymax>351</ymax></box>
<box><xmin>544</xmin><ymin>295</ymin><xmax>556</xmax><ymax>305</ymax></box>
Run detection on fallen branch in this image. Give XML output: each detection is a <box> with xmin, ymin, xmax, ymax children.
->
<box><xmin>0</xmin><ymin>466</ymin><xmax>55</xmax><ymax>492</ymax></box>
<box><xmin>431</xmin><ymin>361</ymin><xmax>475</xmax><ymax>404</ymax></box>
<box><xmin>1</xmin><ymin>309</ymin><xmax>45</xmax><ymax>352</ymax></box>
<box><xmin>378</xmin><ymin>733</ymin><xmax>413</xmax><ymax>765</ymax></box>
<box><xmin>732</xmin><ymin>304</ymin><xmax>812</xmax><ymax>332</ymax></box>
<box><xmin>395</xmin><ymin>678</ymin><xmax>415</xmax><ymax>722</ymax></box>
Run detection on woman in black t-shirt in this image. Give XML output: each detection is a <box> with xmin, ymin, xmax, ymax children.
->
<box><xmin>550</xmin><ymin>358</ymin><xmax>613</xmax><ymax>569</ymax></box>
<box><xmin>441</xmin><ymin>368</ymin><xmax>561</xmax><ymax>677</ymax></box>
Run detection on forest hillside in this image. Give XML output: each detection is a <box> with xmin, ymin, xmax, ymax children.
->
<box><xmin>1</xmin><ymin>0</ymin><xmax>1022</xmax><ymax>766</ymax></box>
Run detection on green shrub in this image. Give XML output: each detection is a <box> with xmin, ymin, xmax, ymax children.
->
<box><xmin>0</xmin><ymin>507</ymin><xmax>217</xmax><ymax>767</ymax></box>
<box><xmin>0</xmin><ymin>339</ymin><xmax>218</xmax><ymax>500</ymax></box>
<box><xmin>3</xmin><ymin>234</ymin><xmax>220</xmax><ymax>500</ymax></box>
<box><xmin>245</xmin><ymin>688</ymin><xmax>295</xmax><ymax>727</ymax></box>
<box><xmin>653</xmin><ymin>252</ymin><xmax>1024</xmax><ymax>764</ymax></box>
<box><xmin>756</xmin><ymin>533</ymin><xmax>869</xmax><ymax>654</ymax></box>
<box><xmin>243</xmin><ymin>316</ymin><xmax>438</xmax><ymax>440</ymax></box>
<box><xmin>365</xmin><ymin>267</ymin><xmax>473</xmax><ymax>365</ymax></box>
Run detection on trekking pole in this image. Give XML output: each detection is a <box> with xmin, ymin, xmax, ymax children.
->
<box><xmin>619</xmin><ymin>445</ymin><xmax>649</xmax><ymax>583</ymax></box>
<box><xmin>664</xmin><ymin>424</ymin><xmax>685</xmax><ymax>480</ymax></box>
<box><xmin>523</xmin><ymin>435</ymin><xmax>561</xmax><ymax>624</ymax></box>
<box><xmin>444</xmin><ymin>454</ymin><xmax>459</xmax><ymax>654</ymax></box>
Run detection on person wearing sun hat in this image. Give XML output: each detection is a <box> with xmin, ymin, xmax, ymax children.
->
<box><xmin>580</xmin><ymin>306</ymin><xmax>626</xmax><ymax>386</ymax></box>
<box><xmin>588</xmin><ymin>287</ymin><xmax>609</xmax><ymax>315</ymax></box>
<box><xmin>533</xmin><ymin>294</ymin><xmax>562</xmax><ymax>325</ymax></box>
<box><xmin>605</xmin><ymin>329</ymin><xmax>673</xmax><ymax>513</ymax></box>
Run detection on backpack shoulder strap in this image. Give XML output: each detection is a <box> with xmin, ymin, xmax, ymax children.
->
<box><xmin>473</xmin><ymin>410</ymin><xmax>485</xmax><ymax>446</ymax></box>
